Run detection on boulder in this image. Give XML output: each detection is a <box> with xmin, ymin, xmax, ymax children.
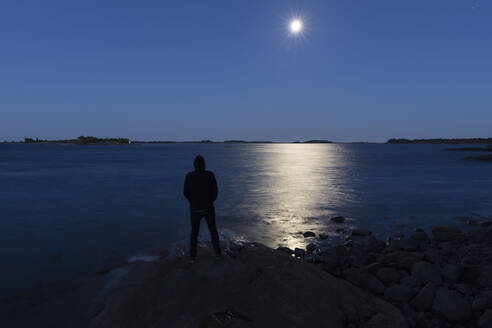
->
<box><xmin>294</xmin><ymin>248</ymin><xmax>306</xmax><ymax>257</ymax></box>
<box><xmin>352</xmin><ymin>229</ymin><xmax>372</xmax><ymax>237</ymax></box>
<box><xmin>473</xmin><ymin>297</ymin><xmax>492</xmax><ymax>313</ymax></box>
<box><xmin>330</xmin><ymin>216</ymin><xmax>345</xmax><ymax>223</ymax></box>
<box><xmin>367</xmin><ymin>313</ymin><xmax>396</xmax><ymax>328</ymax></box>
<box><xmin>479</xmin><ymin>309</ymin><xmax>492</xmax><ymax>328</ymax></box>
<box><xmin>410</xmin><ymin>283</ymin><xmax>436</xmax><ymax>312</ymax></box>
<box><xmin>277</xmin><ymin>246</ymin><xmax>294</xmax><ymax>255</ymax></box>
<box><xmin>384</xmin><ymin>284</ymin><xmax>416</xmax><ymax>303</ymax></box>
<box><xmin>377</xmin><ymin>268</ymin><xmax>401</xmax><ymax>284</ymax></box>
<box><xmin>411</xmin><ymin>261</ymin><xmax>442</xmax><ymax>284</ymax></box>
<box><xmin>400</xmin><ymin>276</ymin><xmax>420</xmax><ymax>289</ymax></box>
<box><xmin>343</xmin><ymin>268</ymin><xmax>385</xmax><ymax>295</ymax></box>
<box><xmin>306</xmin><ymin>243</ymin><xmax>317</xmax><ymax>253</ymax></box>
<box><xmin>478</xmin><ymin>267</ymin><xmax>492</xmax><ymax>288</ymax></box>
<box><xmin>441</xmin><ymin>264</ymin><xmax>461</xmax><ymax>283</ymax></box>
<box><xmin>91</xmin><ymin>242</ymin><xmax>409</xmax><ymax>328</ymax></box>
<box><xmin>390</xmin><ymin>239</ymin><xmax>420</xmax><ymax>252</ymax></box>
<box><xmin>432</xmin><ymin>288</ymin><xmax>472</xmax><ymax>322</ymax></box>
<box><xmin>303</xmin><ymin>231</ymin><xmax>316</xmax><ymax>238</ymax></box>
<box><xmin>432</xmin><ymin>226</ymin><xmax>463</xmax><ymax>243</ymax></box>
<box><xmin>410</xmin><ymin>230</ymin><xmax>431</xmax><ymax>245</ymax></box>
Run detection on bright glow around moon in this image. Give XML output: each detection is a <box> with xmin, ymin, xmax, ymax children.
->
<box><xmin>290</xmin><ymin>19</ymin><xmax>303</xmax><ymax>34</ymax></box>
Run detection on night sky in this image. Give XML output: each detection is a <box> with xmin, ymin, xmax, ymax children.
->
<box><xmin>1</xmin><ymin>0</ymin><xmax>491</xmax><ymax>142</ymax></box>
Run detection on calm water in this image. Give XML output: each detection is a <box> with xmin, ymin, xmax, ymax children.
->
<box><xmin>1</xmin><ymin>143</ymin><xmax>491</xmax><ymax>297</ymax></box>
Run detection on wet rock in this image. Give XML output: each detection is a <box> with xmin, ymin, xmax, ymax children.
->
<box><xmin>479</xmin><ymin>309</ymin><xmax>492</xmax><ymax>328</ymax></box>
<box><xmin>473</xmin><ymin>297</ymin><xmax>491</xmax><ymax>314</ymax></box>
<box><xmin>478</xmin><ymin>267</ymin><xmax>492</xmax><ymax>288</ymax></box>
<box><xmin>352</xmin><ymin>229</ymin><xmax>372</xmax><ymax>237</ymax></box>
<box><xmin>383</xmin><ymin>251</ymin><xmax>424</xmax><ymax>271</ymax></box>
<box><xmin>432</xmin><ymin>226</ymin><xmax>463</xmax><ymax>243</ymax></box>
<box><xmin>306</xmin><ymin>243</ymin><xmax>317</xmax><ymax>253</ymax></box>
<box><xmin>367</xmin><ymin>313</ymin><xmax>395</xmax><ymax>328</ymax></box>
<box><xmin>303</xmin><ymin>231</ymin><xmax>316</xmax><ymax>238</ymax></box>
<box><xmin>159</xmin><ymin>249</ymin><xmax>169</xmax><ymax>259</ymax></box>
<box><xmin>321</xmin><ymin>245</ymin><xmax>350</xmax><ymax>273</ymax></box>
<box><xmin>411</xmin><ymin>261</ymin><xmax>442</xmax><ymax>284</ymax></box>
<box><xmin>423</xmin><ymin>248</ymin><xmax>440</xmax><ymax>264</ymax></box>
<box><xmin>330</xmin><ymin>216</ymin><xmax>345</xmax><ymax>223</ymax></box>
<box><xmin>410</xmin><ymin>230</ymin><xmax>431</xmax><ymax>245</ymax></box>
<box><xmin>454</xmin><ymin>283</ymin><xmax>472</xmax><ymax>296</ymax></box>
<box><xmin>377</xmin><ymin>267</ymin><xmax>401</xmax><ymax>284</ymax></box>
<box><xmin>362</xmin><ymin>262</ymin><xmax>383</xmax><ymax>275</ymax></box>
<box><xmin>441</xmin><ymin>264</ymin><xmax>461</xmax><ymax>283</ymax></box>
<box><xmin>390</xmin><ymin>239</ymin><xmax>420</xmax><ymax>252</ymax></box>
<box><xmin>410</xmin><ymin>283</ymin><xmax>436</xmax><ymax>312</ymax></box>
<box><xmin>363</xmin><ymin>236</ymin><xmax>386</xmax><ymax>253</ymax></box>
<box><xmin>384</xmin><ymin>284</ymin><xmax>416</xmax><ymax>303</ymax></box>
<box><xmin>227</xmin><ymin>241</ymin><xmax>244</xmax><ymax>253</ymax></box>
<box><xmin>318</xmin><ymin>233</ymin><xmax>328</xmax><ymax>240</ymax></box>
<box><xmin>343</xmin><ymin>268</ymin><xmax>385</xmax><ymax>295</ymax></box>
<box><xmin>294</xmin><ymin>248</ymin><xmax>306</xmax><ymax>258</ymax></box>
<box><xmin>433</xmin><ymin>288</ymin><xmax>471</xmax><ymax>322</ymax></box>
<box><xmin>277</xmin><ymin>246</ymin><xmax>294</xmax><ymax>255</ymax></box>
<box><xmin>304</xmin><ymin>254</ymin><xmax>315</xmax><ymax>263</ymax></box>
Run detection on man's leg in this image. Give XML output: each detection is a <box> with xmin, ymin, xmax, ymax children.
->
<box><xmin>190</xmin><ymin>212</ymin><xmax>201</xmax><ymax>258</ymax></box>
<box><xmin>205</xmin><ymin>207</ymin><xmax>221</xmax><ymax>256</ymax></box>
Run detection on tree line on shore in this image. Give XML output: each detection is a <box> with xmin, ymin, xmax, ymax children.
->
<box><xmin>23</xmin><ymin>136</ymin><xmax>130</xmax><ymax>145</ymax></box>
<box><xmin>387</xmin><ymin>138</ymin><xmax>492</xmax><ymax>144</ymax></box>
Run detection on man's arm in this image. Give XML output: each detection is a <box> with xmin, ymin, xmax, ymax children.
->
<box><xmin>210</xmin><ymin>173</ymin><xmax>218</xmax><ymax>202</ymax></box>
<box><xmin>183</xmin><ymin>173</ymin><xmax>191</xmax><ymax>202</ymax></box>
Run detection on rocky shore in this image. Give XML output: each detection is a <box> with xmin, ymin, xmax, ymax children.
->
<box><xmin>3</xmin><ymin>221</ymin><xmax>492</xmax><ymax>328</ymax></box>
<box><xmin>277</xmin><ymin>221</ymin><xmax>492</xmax><ymax>328</ymax></box>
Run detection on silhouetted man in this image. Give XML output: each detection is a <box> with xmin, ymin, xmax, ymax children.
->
<box><xmin>183</xmin><ymin>155</ymin><xmax>221</xmax><ymax>260</ymax></box>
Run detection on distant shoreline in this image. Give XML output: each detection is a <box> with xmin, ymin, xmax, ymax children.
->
<box><xmin>1</xmin><ymin>137</ymin><xmax>492</xmax><ymax>145</ymax></box>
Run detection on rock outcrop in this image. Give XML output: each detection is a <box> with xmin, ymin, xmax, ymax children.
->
<box><xmin>92</xmin><ymin>243</ymin><xmax>407</xmax><ymax>328</ymax></box>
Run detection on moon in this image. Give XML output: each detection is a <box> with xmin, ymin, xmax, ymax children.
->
<box><xmin>290</xmin><ymin>19</ymin><xmax>303</xmax><ymax>34</ymax></box>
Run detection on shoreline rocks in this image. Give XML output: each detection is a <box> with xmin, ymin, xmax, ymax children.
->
<box><xmin>289</xmin><ymin>224</ymin><xmax>492</xmax><ymax>327</ymax></box>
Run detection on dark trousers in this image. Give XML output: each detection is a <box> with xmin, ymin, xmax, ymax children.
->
<box><xmin>190</xmin><ymin>207</ymin><xmax>221</xmax><ymax>258</ymax></box>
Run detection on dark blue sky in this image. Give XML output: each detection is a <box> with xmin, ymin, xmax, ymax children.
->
<box><xmin>1</xmin><ymin>0</ymin><xmax>491</xmax><ymax>142</ymax></box>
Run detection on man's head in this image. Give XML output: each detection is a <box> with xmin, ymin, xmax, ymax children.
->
<box><xmin>194</xmin><ymin>155</ymin><xmax>205</xmax><ymax>171</ymax></box>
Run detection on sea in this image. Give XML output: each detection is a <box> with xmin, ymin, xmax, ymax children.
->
<box><xmin>1</xmin><ymin>143</ymin><xmax>491</xmax><ymax>298</ymax></box>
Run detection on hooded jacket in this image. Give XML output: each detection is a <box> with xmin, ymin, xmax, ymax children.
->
<box><xmin>183</xmin><ymin>156</ymin><xmax>218</xmax><ymax>211</ymax></box>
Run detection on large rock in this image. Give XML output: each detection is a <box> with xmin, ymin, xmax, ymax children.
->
<box><xmin>411</xmin><ymin>261</ymin><xmax>442</xmax><ymax>284</ymax></box>
<box><xmin>92</xmin><ymin>243</ymin><xmax>408</xmax><ymax>328</ymax></box>
<box><xmin>389</xmin><ymin>239</ymin><xmax>420</xmax><ymax>252</ymax></box>
<box><xmin>410</xmin><ymin>230</ymin><xmax>431</xmax><ymax>245</ymax></box>
<box><xmin>410</xmin><ymin>283</ymin><xmax>436</xmax><ymax>312</ymax></box>
<box><xmin>473</xmin><ymin>297</ymin><xmax>492</xmax><ymax>314</ymax></box>
<box><xmin>330</xmin><ymin>216</ymin><xmax>345</xmax><ymax>223</ymax></box>
<box><xmin>433</xmin><ymin>288</ymin><xmax>472</xmax><ymax>322</ymax></box>
<box><xmin>303</xmin><ymin>231</ymin><xmax>316</xmax><ymax>238</ymax></box>
<box><xmin>384</xmin><ymin>284</ymin><xmax>416</xmax><ymax>303</ymax></box>
<box><xmin>352</xmin><ymin>229</ymin><xmax>372</xmax><ymax>237</ymax></box>
<box><xmin>343</xmin><ymin>268</ymin><xmax>385</xmax><ymax>295</ymax></box>
<box><xmin>432</xmin><ymin>226</ymin><xmax>463</xmax><ymax>243</ymax></box>
<box><xmin>377</xmin><ymin>268</ymin><xmax>401</xmax><ymax>284</ymax></box>
<box><xmin>441</xmin><ymin>264</ymin><xmax>461</xmax><ymax>283</ymax></box>
<box><xmin>479</xmin><ymin>309</ymin><xmax>492</xmax><ymax>328</ymax></box>
<box><xmin>383</xmin><ymin>252</ymin><xmax>424</xmax><ymax>271</ymax></box>
<box><xmin>294</xmin><ymin>248</ymin><xmax>306</xmax><ymax>257</ymax></box>
<box><xmin>306</xmin><ymin>243</ymin><xmax>317</xmax><ymax>253</ymax></box>
<box><xmin>277</xmin><ymin>246</ymin><xmax>293</xmax><ymax>255</ymax></box>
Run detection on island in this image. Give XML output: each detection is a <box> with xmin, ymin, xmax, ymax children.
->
<box><xmin>387</xmin><ymin>138</ymin><xmax>492</xmax><ymax>144</ymax></box>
